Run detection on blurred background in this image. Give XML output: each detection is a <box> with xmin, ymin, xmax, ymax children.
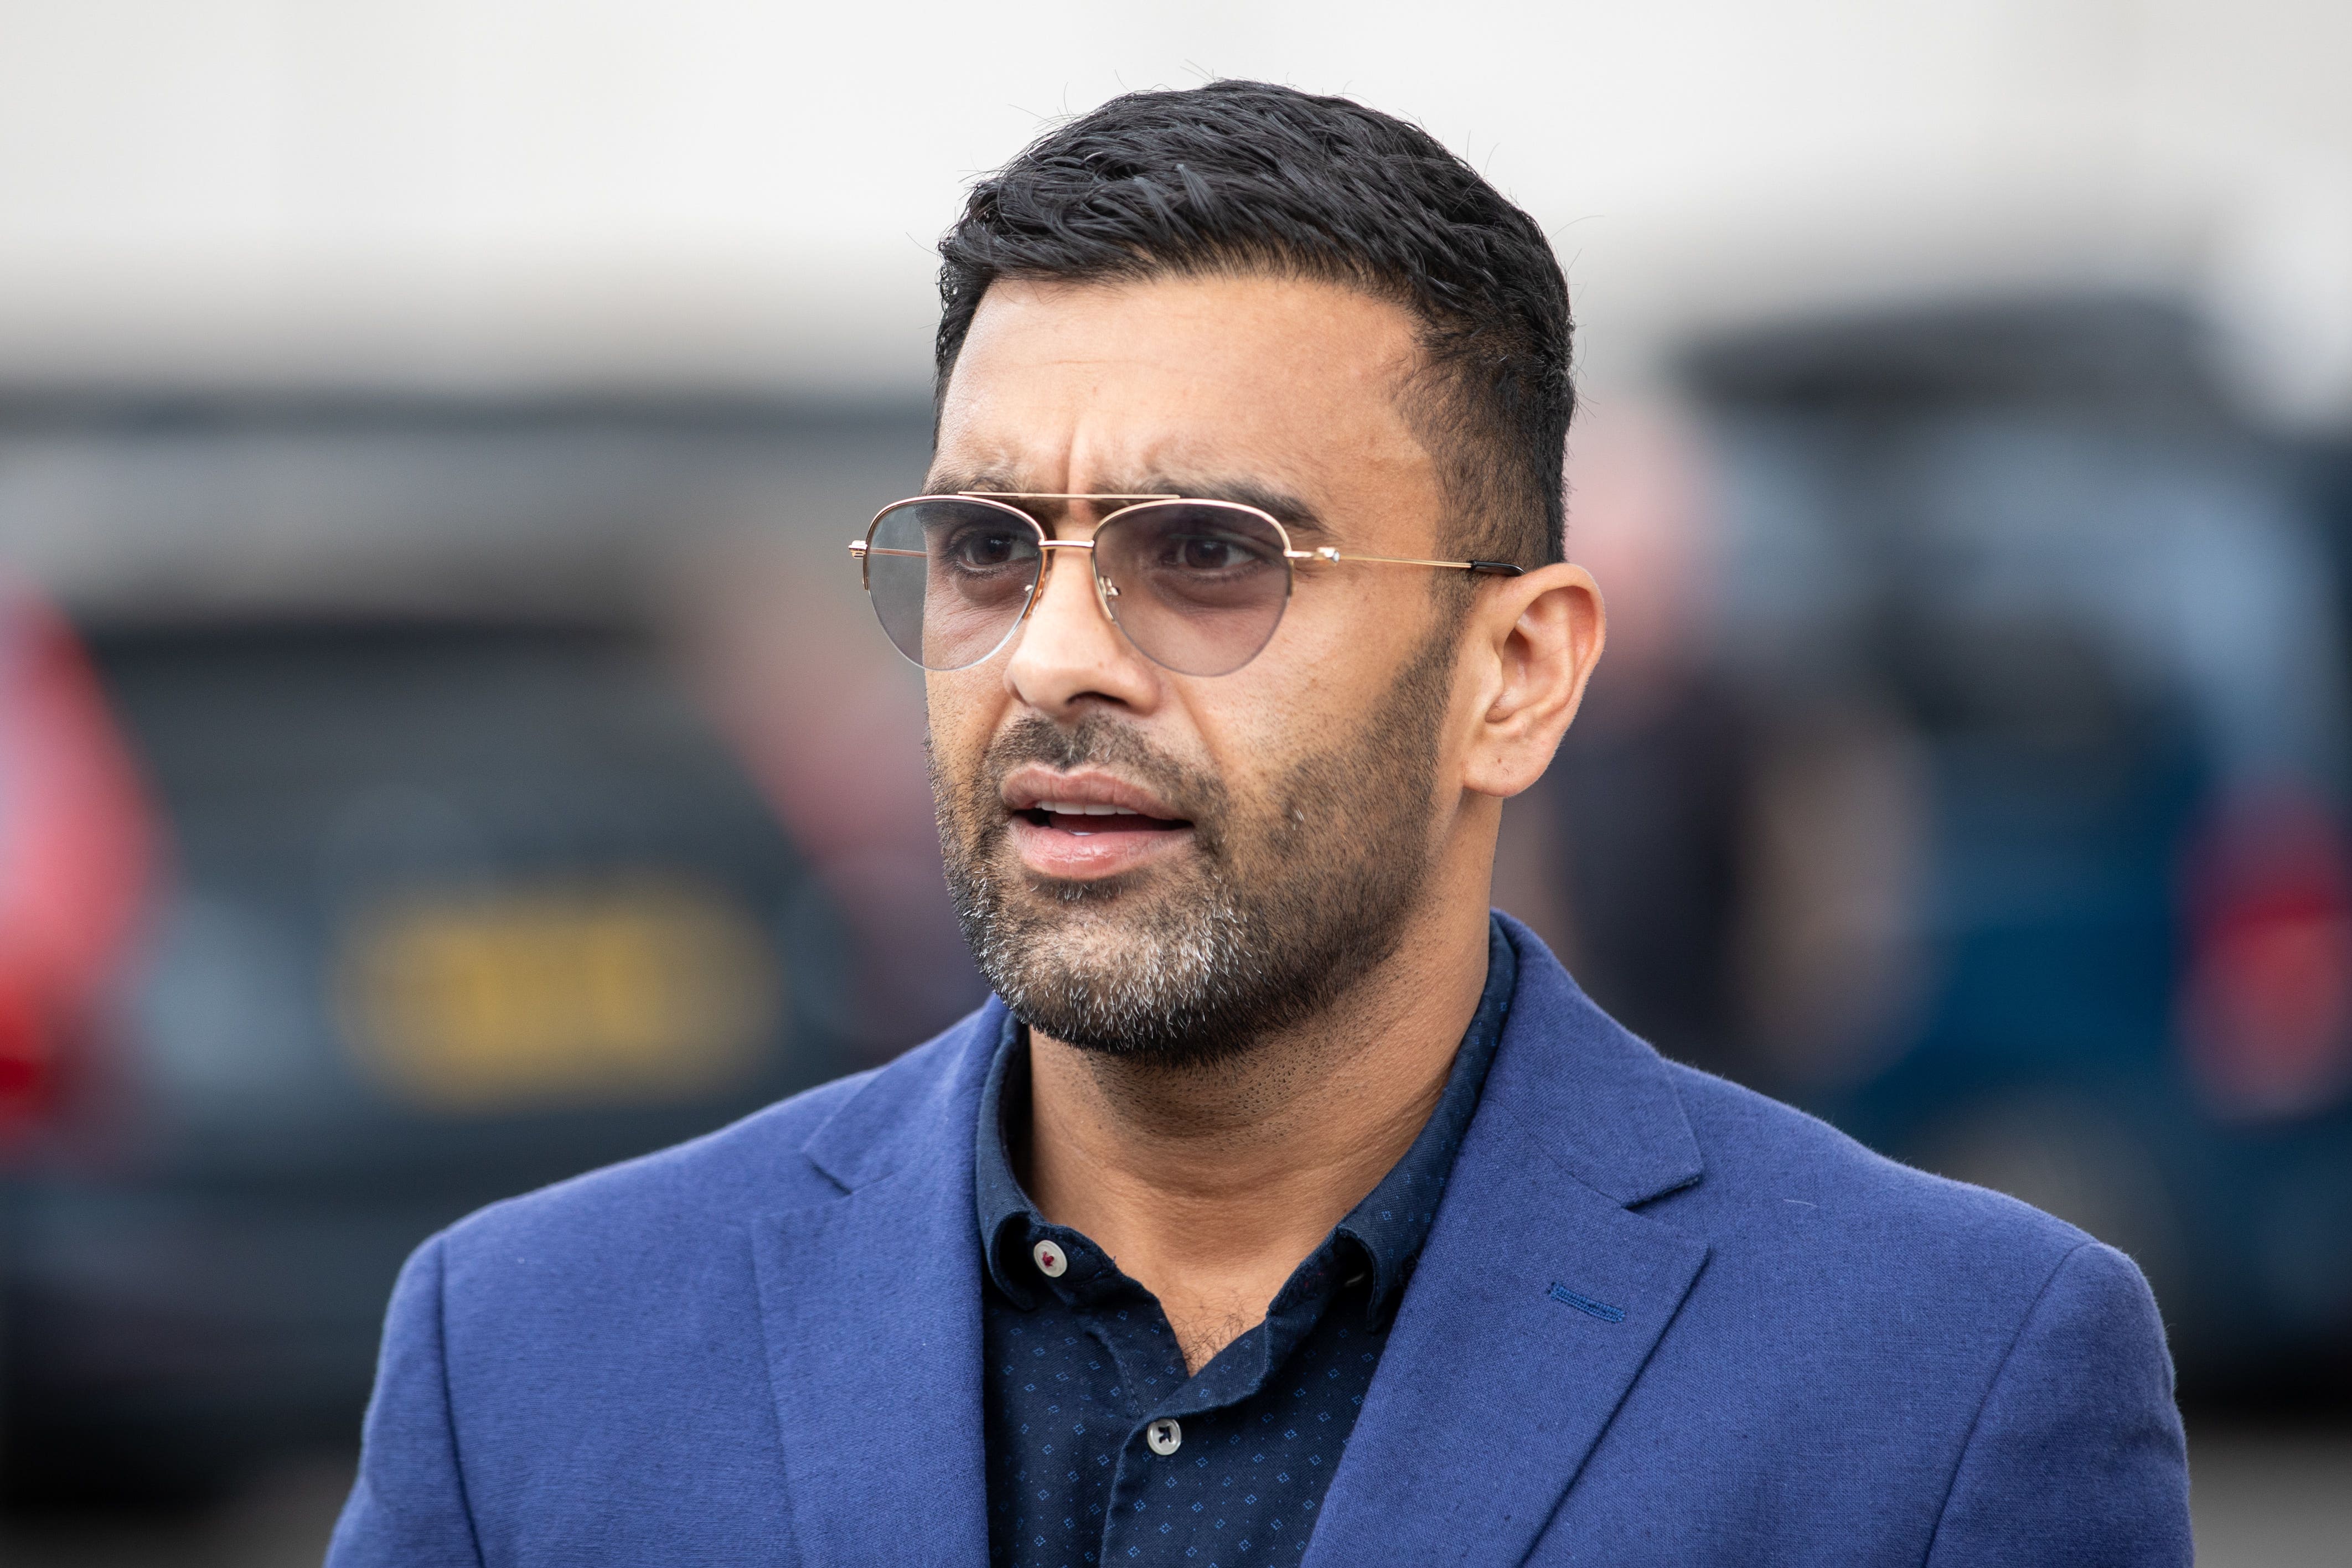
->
<box><xmin>1</xmin><ymin>1</ymin><xmax>2347</xmax><ymax>1561</ymax></box>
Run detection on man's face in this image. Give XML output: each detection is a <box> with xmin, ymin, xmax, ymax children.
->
<box><xmin>927</xmin><ymin>273</ymin><xmax>1477</xmax><ymax>1063</ymax></box>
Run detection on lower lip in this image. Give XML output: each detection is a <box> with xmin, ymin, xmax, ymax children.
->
<box><xmin>1007</xmin><ymin>813</ymin><xmax>1193</xmax><ymax>880</ymax></box>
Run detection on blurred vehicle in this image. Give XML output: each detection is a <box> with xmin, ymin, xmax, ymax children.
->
<box><xmin>1596</xmin><ymin>296</ymin><xmax>2352</xmax><ymax>1390</ymax></box>
<box><xmin>0</xmin><ymin>396</ymin><xmax>953</xmax><ymax>1503</ymax></box>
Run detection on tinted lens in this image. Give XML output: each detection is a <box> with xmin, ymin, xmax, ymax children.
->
<box><xmin>865</xmin><ymin>499</ymin><xmax>1043</xmax><ymax>671</ymax></box>
<box><xmin>1093</xmin><ymin>502</ymin><xmax>1292</xmax><ymax>676</ymax></box>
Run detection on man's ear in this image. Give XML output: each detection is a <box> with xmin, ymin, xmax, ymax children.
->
<box><xmin>1459</xmin><ymin>562</ymin><xmax>1605</xmax><ymax>799</ymax></box>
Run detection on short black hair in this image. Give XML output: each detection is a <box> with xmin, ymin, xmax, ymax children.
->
<box><xmin>934</xmin><ymin>80</ymin><xmax>1573</xmax><ymax>568</ymax></box>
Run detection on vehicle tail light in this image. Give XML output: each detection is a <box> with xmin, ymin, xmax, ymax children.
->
<box><xmin>0</xmin><ymin>586</ymin><xmax>158</xmax><ymax>1146</ymax></box>
<box><xmin>0</xmin><ymin>968</ymin><xmax>59</xmax><ymax>1127</ymax></box>
<box><xmin>2179</xmin><ymin>784</ymin><xmax>2352</xmax><ymax>1121</ymax></box>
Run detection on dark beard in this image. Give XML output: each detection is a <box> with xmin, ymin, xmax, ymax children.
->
<box><xmin>931</xmin><ymin>627</ymin><xmax>1457</xmax><ymax>1067</ymax></box>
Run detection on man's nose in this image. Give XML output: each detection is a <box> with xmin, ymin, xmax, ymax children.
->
<box><xmin>1004</xmin><ymin>541</ymin><xmax>1160</xmax><ymax>715</ymax></box>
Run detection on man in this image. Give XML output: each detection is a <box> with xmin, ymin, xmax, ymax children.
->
<box><xmin>330</xmin><ymin>82</ymin><xmax>2190</xmax><ymax>1566</ymax></box>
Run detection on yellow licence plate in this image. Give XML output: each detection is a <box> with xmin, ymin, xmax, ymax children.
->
<box><xmin>334</xmin><ymin>878</ymin><xmax>779</xmax><ymax>1114</ymax></box>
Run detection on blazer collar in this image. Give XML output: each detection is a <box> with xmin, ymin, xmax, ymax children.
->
<box><xmin>1303</xmin><ymin>914</ymin><xmax>1712</xmax><ymax>1568</ymax></box>
<box><xmin>1480</xmin><ymin>910</ymin><xmax>1704</xmax><ymax>1207</ymax></box>
<box><xmin>751</xmin><ymin>1002</ymin><xmax>1004</xmax><ymax>1567</ymax></box>
<box><xmin>800</xmin><ymin>996</ymin><xmax>1009</xmax><ymax>1192</ymax></box>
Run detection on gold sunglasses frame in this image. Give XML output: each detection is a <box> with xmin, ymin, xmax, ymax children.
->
<box><xmin>849</xmin><ymin>491</ymin><xmax>1525</xmax><ymax>675</ymax></box>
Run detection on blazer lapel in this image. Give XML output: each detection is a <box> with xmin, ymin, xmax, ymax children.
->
<box><xmin>751</xmin><ymin>1006</ymin><xmax>1005</xmax><ymax>1566</ymax></box>
<box><xmin>1305</xmin><ymin>919</ymin><xmax>1710</xmax><ymax>1568</ymax></box>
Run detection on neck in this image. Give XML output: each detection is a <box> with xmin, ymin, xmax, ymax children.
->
<box><xmin>1020</xmin><ymin>897</ymin><xmax>1493</xmax><ymax>1371</ymax></box>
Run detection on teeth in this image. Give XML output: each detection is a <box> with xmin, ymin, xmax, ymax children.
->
<box><xmin>1040</xmin><ymin>803</ymin><xmax>1141</xmax><ymax>816</ymax></box>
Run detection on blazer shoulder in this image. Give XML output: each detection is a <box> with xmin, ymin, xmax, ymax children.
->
<box><xmin>1654</xmin><ymin>1060</ymin><xmax>2096</xmax><ymax>1276</ymax></box>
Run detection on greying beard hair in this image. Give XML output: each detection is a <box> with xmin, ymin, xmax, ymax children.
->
<box><xmin>932</xmin><ymin>626</ymin><xmax>1459</xmax><ymax>1067</ymax></box>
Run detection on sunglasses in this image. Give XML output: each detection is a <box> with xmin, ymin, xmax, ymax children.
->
<box><xmin>850</xmin><ymin>493</ymin><xmax>1524</xmax><ymax>677</ymax></box>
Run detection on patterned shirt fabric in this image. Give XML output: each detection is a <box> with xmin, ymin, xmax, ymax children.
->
<box><xmin>978</xmin><ymin>919</ymin><xmax>1517</xmax><ymax>1568</ymax></box>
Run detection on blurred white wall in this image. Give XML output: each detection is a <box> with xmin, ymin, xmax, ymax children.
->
<box><xmin>1</xmin><ymin>0</ymin><xmax>2348</xmax><ymax>416</ymax></box>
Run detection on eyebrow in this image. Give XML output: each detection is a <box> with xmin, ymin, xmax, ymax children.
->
<box><xmin>921</xmin><ymin>467</ymin><xmax>1040</xmax><ymax>501</ymax></box>
<box><xmin>1140</xmin><ymin>475</ymin><xmax>1330</xmax><ymax>538</ymax></box>
<box><xmin>919</xmin><ymin>469</ymin><xmax>1331</xmax><ymax>539</ymax></box>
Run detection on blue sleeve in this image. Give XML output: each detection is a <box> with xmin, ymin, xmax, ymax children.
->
<box><xmin>327</xmin><ymin>1234</ymin><xmax>485</xmax><ymax>1568</ymax></box>
<box><xmin>1925</xmin><ymin>1240</ymin><xmax>2191</xmax><ymax>1567</ymax></box>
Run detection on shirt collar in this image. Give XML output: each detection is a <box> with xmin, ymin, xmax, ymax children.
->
<box><xmin>975</xmin><ymin>915</ymin><xmax>1518</xmax><ymax>1317</ymax></box>
<box><xmin>974</xmin><ymin>1012</ymin><xmax>1043</xmax><ymax>1307</ymax></box>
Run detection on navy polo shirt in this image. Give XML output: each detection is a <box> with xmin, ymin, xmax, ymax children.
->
<box><xmin>977</xmin><ymin>919</ymin><xmax>1516</xmax><ymax>1568</ymax></box>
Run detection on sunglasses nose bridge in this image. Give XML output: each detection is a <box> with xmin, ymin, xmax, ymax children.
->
<box><xmin>1020</xmin><ymin>536</ymin><xmax>1123</xmax><ymax>635</ymax></box>
<box><xmin>999</xmin><ymin>535</ymin><xmax>1167</xmax><ymax>694</ymax></box>
<box><xmin>1028</xmin><ymin>538</ymin><xmax>1108</xmax><ymax>610</ymax></box>
<box><xmin>1050</xmin><ymin>533</ymin><xmax>1135</xmax><ymax>627</ymax></box>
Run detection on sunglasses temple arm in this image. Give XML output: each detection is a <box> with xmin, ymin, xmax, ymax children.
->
<box><xmin>1298</xmin><ymin>549</ymin><xmax>1525</xmax><ymax>577</ymax></box>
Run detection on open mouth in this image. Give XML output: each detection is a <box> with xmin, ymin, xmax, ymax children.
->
<box><xmin>1016</xmin><ymin>803</ymin><xmax>1192</xmax><ymax>836</ymax></box>
<box><xmin>997</xmin><ymin>767</ymin><xmax>1197</xmax><ymax>874</ymax></box>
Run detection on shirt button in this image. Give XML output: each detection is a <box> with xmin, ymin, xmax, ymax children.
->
<box><xmin>1146</xmin><ymin>1419</ymin><xmax>1182</xmax><ymax>1456</ymax></box>
<box><xmin>1031</xmin><ymin>1239</ymin><xmax>1067</xmax><ymax>1278</ymax></box>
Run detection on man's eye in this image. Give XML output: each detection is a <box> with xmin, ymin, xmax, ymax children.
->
<box><xmin>1176</xmin><ymin>537</ymin><xmax>1247</xmax><ymax>570</ymax></box>
<box><xmin>945</xmin><ymin>530</ymin><xmax>1021</xmax><ymax>568</ymax></box>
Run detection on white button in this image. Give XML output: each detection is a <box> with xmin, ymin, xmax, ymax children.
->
<box><xmin>1031</xmin><ymin>1239</ymin><xmax>1067</xmax><ymax>1278</ymax></box>
<box><xmin>1146</xmin><ymin>1419</ymin><xmax>1182</xmax><ymax>1456</ymax></box>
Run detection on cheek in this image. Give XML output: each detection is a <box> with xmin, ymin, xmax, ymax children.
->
<box><xmin>1234</xmin><ymin>590</ymin><xmax>1420</xmax><ymax>742</ymax></box>
<box><xmin>924</xmin><ymin>675</ymin><xmax>1000</xmax><ymax>795</ymax></box>
<box><xmin>1187</xmin><ymin>671</ymin><xmax>1353</xmax><ymax>834</ymax></box>
<box><xmin>1224</xmin><ymin>603</ymin><xmax>1461</xmax><ymax>835</ymax></box>
<box><xmin>1268</xmin><ymin>562</ymin><xmax>1438</xmax><ymax>671</ymax></box>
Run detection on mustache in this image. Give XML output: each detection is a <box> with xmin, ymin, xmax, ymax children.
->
<box><xmin>978</xmin><ymin>713</ymin><xmax>1226</xmax><ymax>826</ymax></box>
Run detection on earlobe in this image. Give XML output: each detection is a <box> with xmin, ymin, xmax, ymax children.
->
<box><xmin>1463</xmin><ymin>564</ymin><xmax>1605</xmax><ymax>799</ymax></box>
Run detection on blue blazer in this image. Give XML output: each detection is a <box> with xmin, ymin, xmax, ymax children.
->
<box><xmin>329</xmin><ymin>915</ymin><xmax>2190</xmax><ymax>1565</ymax></box>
